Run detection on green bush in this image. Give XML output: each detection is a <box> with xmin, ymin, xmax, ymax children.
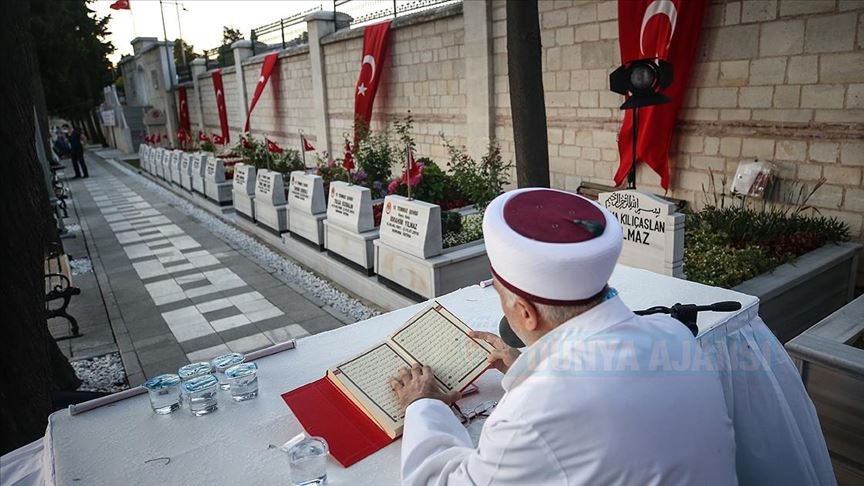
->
<box><xmin>443</xmin><ymin>212</ymin><xmax>483</xmax><ymax>249</ymax></box>
<box><xmin>443</xmin><ymin>138</ymin><xmax>512</xmax><ymax>210</ymax></box>
<box><xmin>355</xmin><ymin>130</ymin><xmax>394</xmax><ymax>187</ymax></box>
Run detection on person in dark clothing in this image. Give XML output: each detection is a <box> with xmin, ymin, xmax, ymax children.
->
<box><xmin>64</xmin><ymin>123</ymin><xmax>88</xmax><ymax>178</ymax></box>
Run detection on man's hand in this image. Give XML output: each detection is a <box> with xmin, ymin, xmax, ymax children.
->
<box><xmin>389</xmin><ymin>363</ymin><xmax>461</xmax><ymax>413</ymax></box>
<box><xmin>469</xmin><ymin>331</ymin><xmax>521</xmax><ymax>374</ymax></box>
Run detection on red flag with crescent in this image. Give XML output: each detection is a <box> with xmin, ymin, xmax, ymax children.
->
<box><xmin>302</xmin><ymin>135</ymin><xmax>315</xmax><ymax>152</ymax></box>
<box><xmin>109</xmin><ymin>0</ymin><xmax>130</xmax><ymax>10</ymax></box>
<box><xmin>244</xmin><ymin>53</ymin><xmax>279</xmax><ymax>133</ymax></box>
<box><xmin>354</xmin><ymin>21</ymin><xmax>392</xmax><ymax>138</ymax></box>
<box><xmin>212</xmin><ymin>134</ymin><xmax>225</xmax><ymax>145</ymax></box>
<box><xmin>212</xmin><ymin>69</ymin><xmax>230</xmax><ymax>143</ymax></box>
<box><xmin>402</xmin><ymin>148</ymin><xmax>422</xmax><ymax>186</ymax></box>
<box><xmin>266</xmin><ymin>138</ymin><xmax>284</xmax><ymax>154</ymax></box>
<box><xmin>198</xmin><ymin>131</ymin><xmax>209</xmax><ymax>142</ymax></box>
<box><xmin>178</xmin><ymin>86</ymin><xmax>191</xmax><ymax>133</ymax></box>
<box><xmin>615</xmin><ymin>0</ymin><xmax>706</xmax><ymax>190</ymax></box>
<box><xmin>342</xmin><ymin>140</ymin><xmax>355</xmax><ymax>172</ymax></box>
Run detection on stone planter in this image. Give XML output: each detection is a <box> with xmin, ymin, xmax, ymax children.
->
<box><xmin>323</xmin><ymin>182</ymin><xmax>379</xmax><ymax>275</ymax></box>
<box><xmin>232</xmin><ymin>163</ymin><xmax>256</xmax><ymax>222</ymax></box>
<box><xmin>204</xmin><ymin>157</ymin><xmax>232</xmax><ymax>209</ymax></box>
<box><xmin>733</xmin><ymin>242</ymin><xmax>861</xmax><ymax>343</ymax></box>
<box><xmin>785</xmin><ymin>295</ymin><xmax>864</xmax><ymax>484</ymax></box>
<box><xmin>286</xmin><ymin>171</ymin><xmax>326</xmax><ymax>251</ymax></box>
<box><xmin>374</xmin><ymin>195</ymin><xmax>490</xmax><ymax>301</ymax></box>
<box><xmin>253</xmin><ymin>169</ymin><xmax>288</xmax><ymax>235</ymax></box>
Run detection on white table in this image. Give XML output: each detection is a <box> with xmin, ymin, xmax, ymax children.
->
<box><xmin>19</xmin><ymin>266</ymin><xmax>830</xmax><ymax>485</ymax></box>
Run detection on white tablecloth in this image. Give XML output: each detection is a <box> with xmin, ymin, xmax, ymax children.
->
<box><xmin>3</xmin><ymin>265</ymin><xmax>832</xmax><ymax>485</ymax></box>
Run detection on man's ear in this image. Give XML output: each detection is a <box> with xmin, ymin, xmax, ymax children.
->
<box><xmin>514</xmin><ymin>297</ymin><xmax>540</xmax><ymax>332</ymax></box>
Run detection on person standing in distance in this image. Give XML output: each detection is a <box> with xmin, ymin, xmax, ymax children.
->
<box><xmin>64</xmin><ymin>123</ymin><xmax>88</xmax><ymax>178</ymax></box>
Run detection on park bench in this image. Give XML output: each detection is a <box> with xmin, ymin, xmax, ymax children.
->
<box><xmin>45</xmin><ymin>243</ymin><xmax>81</xmax><ymax>339</ymax></box>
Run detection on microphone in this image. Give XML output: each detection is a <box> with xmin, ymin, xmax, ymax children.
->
<box><xmin>708</xmin><ymin>301</ymin><xmax>741</xmax><ymax>312</ymax></box>
<box><xmin>499</xmin><ymin>316</ymin><xmax>526</xmax><ymax>348</ymax></box>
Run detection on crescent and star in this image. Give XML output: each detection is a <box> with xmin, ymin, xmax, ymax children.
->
<box><xmin>640</xmin><ymin>0</ymin><xmax>678</xmax><ymax>56</ymax></box>
<box><xmin>357</xmin><ymin>54</ymin><xmax>376</xmax><ymax>96</ymax></box>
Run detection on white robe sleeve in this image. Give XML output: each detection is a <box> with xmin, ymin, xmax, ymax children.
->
<box><xmin>400</xmin><ymin>399</ymin><xmax>566</xmax><ymax>486</ymax></box>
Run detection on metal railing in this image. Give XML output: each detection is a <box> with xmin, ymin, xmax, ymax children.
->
<box><xmin>250</xmin><ymin>5</ymin><xmax>323</xmax><ymax>55</ymax></box>
<box><xmin>333</xmin><ymin>0</ymin><xmax>460</xmax><ymax>28</ymax></box>
<box><xmin>204</xmin><ymin>45</ymin><xmax>235</xmax><ymax>70</ymax></box>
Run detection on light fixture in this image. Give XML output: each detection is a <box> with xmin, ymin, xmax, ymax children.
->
<box><xmin>610</xmin><ymin>58</ymin><xmax>673</xmax><ymax>109</ymax></box>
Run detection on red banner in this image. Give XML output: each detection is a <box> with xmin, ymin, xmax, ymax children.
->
<box><xmin>244</xmin><ymin>52</ymin><xmax>279</xmax><ymax>133</ymax></box>
<box><xmin>212</xmin><ymin>69</ymin><xmax>230</xmax><ymax>144</ymax></box>
<box><xmin>615</xmin><ymin>0</ymin><xmax>706</xmax><ymax>190</ymax></box>
<box><xmin>178</xmin><ymin>86</ymin><xmax>190</xmax><ymax>134</ymax></box>
<box><xmin>354</xmin><ymin>21</ymin><xmax>392</xmax><ymax>136</ymax></box>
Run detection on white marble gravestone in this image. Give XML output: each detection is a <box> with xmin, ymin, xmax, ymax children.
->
<box><xmin>139</xmin><ymin>145</ymin><xmax>149</xmax><ymax>172</ymax></box>
<box><xmin>191</xmin><ymin>153</ymin><xmax>207</xmax><ymax>195</ymax></box>
<box><xmin>170</xmin><ymin>150</ymin><xmax>183</xmax><ymax>185</ymax></box>
<box><xmin>598</xmin><ymin>189</ymin><xmax>684</xmax><ymax>278</ymax></box>
<box><xmin>160</xmin><ymin>149</ymin><xmax>171</xmax><ymax>181</ymax></box>
<box><xmin>180</xmin><ymin>152</ymin><xmax>193</xmax><ymax>191</ymax></box>
<box><xmin>373</xmin><ymin>195</ymin><xmax>490</xmax><ymax>300</ymax></box>
<box><xmin>286</xmin><ymin>171</ymin><xmax>327</xmax><ymax>250</ymax></box>
<box><xmin>323</xmin><ymin>181</ymin><xmax>379</xmax><ymax>274</ymax></box>
<box><xmin>232</xmin><ymin>163</ymin><xmax>257</xmax><ymax>221</ymax></box>
<box><xmin>253</xmin><ymin>169</ymin><xmax>288</xmax><ymax>234</ymax></box>
<box><xmin>204</xmin><ymin>157</ymin><xmax>232</xmax><ymax>207</ymax></box>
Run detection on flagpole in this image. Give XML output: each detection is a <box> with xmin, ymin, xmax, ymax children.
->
<box><xmin>299</xmin><ymin>130</ymin><xmax>307</xmax><ymax>170</ymax></box>
<box><xmin>406</xmin><ymin>144</ymin><xmax>412</xmax><ymax>201</ymax></box>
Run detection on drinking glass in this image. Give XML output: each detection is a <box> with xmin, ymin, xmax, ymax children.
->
<box><xmin>143</xmin><ymin>373</ymin><xmax>182</xmax><ymax>415</ymax></box>
<box><xmin>182</xmin><ymin>374</ymin><xmax>219</xmax><ymax>416</ymax></box>
<box><xmin>210</xmin><ymin>352</ymin><xmax>245</xmax><ymax>390</ymax></box>
<box><xmin>225</xmin><ymin>362</ymin><xmax>259</xmax><ymax>402</ymax></box>
<box><xmin>178</xmin><ymin>361</ymin><xmax>212</xmax><ymax>382</ymax></box>
<box><xmin>288</xmin><ymin>436</ymin><xmax>329</xmax><ymax>486</ymax></box>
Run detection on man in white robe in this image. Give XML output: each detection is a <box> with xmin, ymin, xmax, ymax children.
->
<box><xmin>389</xmin><ymin>188</ymin><xmax>738</xmax><ymax>485</ymax></box>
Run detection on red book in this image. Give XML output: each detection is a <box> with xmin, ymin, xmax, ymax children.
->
<box><xmin>281</xmin><ymin>303</ymin><xmax>492</xmax><ymax>468</ymax></box>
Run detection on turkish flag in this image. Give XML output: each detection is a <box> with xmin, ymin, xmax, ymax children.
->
<box><xmin>342</xmin><ymin>140</ymin><xmax>355</xmax><ymax>172</ymax></box>
<box><xmin>402</xmin><ymin>148</ymin><xmax>422</xmax><ymax>185</ymax></box>
<box><xmin>302</xmin><ymin>135</ymin><xmax>315</xmax><ymax>152</ymax></box>
<box><xmin>198</xmin><ymin>131</ymin><xmax>209</xmax><ymax>142</ymax></box>
<box><xmin>241</xmin><ymin>136</ymin><xmax>253</xmax><ymax>149</ymax></box>
<box><xmin>354</xmin><ymin>21</ymin><xmax>392</xmax><ymax>138</ymax></box>
<box><xmin>615</xmin><ymin>0</ymin><xmax>706</xmax><ymax>190</ymax></box>
<box><xmin>213</xmin><ymin>134</ymin><xmax>225</xmax><ymax>145</ymax></box>
<box><xmin>212</xmin><ymin>69</ymin><xmax>230</xmax><ymax>143</ymax></box>
<box><xmin>244</xmin><ymin>53</ymin><xmax>279</xmax><ymax>133</ymax></box>
<box><xmin>266</xmin><ymin>138</ymin><xmax>284</xmax><ymax>154</ymax></box>
<box><xmin>178</xmin><ymin>86</ymin><xmax>191</xmax><ymax>133</ymax></box>
<box><xmin>109</xmin><ymin>0</ymin><xmax>130</xmax><ymax>10</ymax></box>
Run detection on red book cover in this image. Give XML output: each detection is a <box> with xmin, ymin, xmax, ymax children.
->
<box><xmin>281</xmin><ymin>377</ymin><xmax>395</xmax><ymax>467</ymax></box>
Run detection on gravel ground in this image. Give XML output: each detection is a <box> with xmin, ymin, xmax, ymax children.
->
<box><xmin>70</xmin><ymin>256</ymin><xmax>93</xmax><ymax>275</ymax></box>
<box><xmin>111</xmin><ymin>160</ymin><xmax>380</xmax><ymax>322</ymax></box>
<box><xmin>73</xmin><ymin>352</ymin><xmax>130</xmax><ymax>393</ymax></box>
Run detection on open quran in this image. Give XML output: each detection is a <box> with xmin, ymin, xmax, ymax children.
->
<box><xmin>282</xmin><ymin>303</ymin><xmax>493</xmax><ymax>466</ymax></box>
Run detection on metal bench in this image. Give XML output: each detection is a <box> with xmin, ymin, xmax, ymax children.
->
<box><xmin>45</xmin><ymin>244</ymin><xmax>81</xmax><ymax>339</ymax></box>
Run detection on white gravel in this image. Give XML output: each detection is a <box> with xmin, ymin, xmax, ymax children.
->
<box><xmin>70</xmin><ymin>256</ymin><xmax>93</xmax><ymax>275</ymax></box>
<box><xmin>110</xmin><ymin>159</ymin><xmax>380</xmax><ymax>322</ymax></box>
<box><xmin>73</xmin><ymin>352</ymin><xmax>130</xmax><ymax>393</ymax></box>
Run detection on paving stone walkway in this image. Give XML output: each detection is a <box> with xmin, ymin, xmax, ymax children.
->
<box><xmin>49</xmin><ymin>150</ymin><xmax>353</xmax><ymax>386</ymax></box>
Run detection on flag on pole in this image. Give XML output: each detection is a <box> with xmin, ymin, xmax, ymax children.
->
<box><xmin>212</xmin><ymin>134</ymin><xmax>225</xmax><ymax>145</ymax></box>
<box><xmin>198</xmin><ymin>131</ymin><xmax>210</xmax><ymax>142</ymax></box>
<box><xmin>212</xmin><ymin>70</ymin><xmax>230</xmax><ymax>144</ymax></box>
<box><xmin>178</xmin><ymin>86</ymin><xmax>191</xmax><ymax>134</ymax></box>
<box><xmin>301</xmin><ymin>135</ymin><xmax>315</xmax><ymax>152</ymax></box>
<box><xmin>614</xmin><ymin>0</ymin><xmax>706</xmax><ymax>190</ymax></box>
<box><xmin>244</xmin><ymin>53</ymin><xmax>279</xmax><ymax>133</ymax></box>
<box><xmin>353</xmin><ymin>21</ymin><xmax>392</xmax><ymax>142</ymax></box>
<box><xmin>241</xmin><ymin>136</ymin><xmax>253</xmax><ymax>149</ymax></box>
<box><xmin>402</xmin><ymin>148</ymin><xmax>422</xmax><ymax>185</ymax></box>
<box><xmin>109</xmin><ymin>0</ymin><xmax>130</xmax><ymax>10</ymax></box>
<box><xmin>342</xmin><ymin>140</ymin><xmax>355</xmax><ymax>172</ymax></box>
<box><xmin>266</xmin><ymin>138</ymin><xmax>284</xmax><ymax>154</ymax></box>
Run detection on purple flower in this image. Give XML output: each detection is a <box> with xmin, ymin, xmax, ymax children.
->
<box><xmin>353</xmin><ymin>170</ymin><xmax>368</xmax><ymax>182</ymax></box>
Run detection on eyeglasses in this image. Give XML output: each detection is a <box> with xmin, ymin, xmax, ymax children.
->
<box><xmin>451</xmin><ymin>400</ymin><xmax>498</xmax><ymax>427</ymax></box>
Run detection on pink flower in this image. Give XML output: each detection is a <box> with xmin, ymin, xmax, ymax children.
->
<box><xmin>387</xmin><ymin>178</ymin><xmax>400</xmax><ymax>194</ymax></box>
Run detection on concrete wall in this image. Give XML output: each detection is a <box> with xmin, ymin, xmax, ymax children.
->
<box><xmin>174</xmin><ymin>0</ymin><xmax>863</xmax><ymax>282</ymax></box>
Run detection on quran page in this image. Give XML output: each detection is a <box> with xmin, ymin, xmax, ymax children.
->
<box><xmin>327</xmin><ymin>342</ymin><xmax>413</xmax><ymax>438</ymax></box>
<box><xmin>389</xmin><ymin>304</ymin><xmax>493</xmax><ymax>392</ymax></box>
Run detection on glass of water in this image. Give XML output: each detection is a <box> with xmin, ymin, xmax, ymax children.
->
<box><xmin>178</xmin><ymin>361</ymin><xmax>212</xmax><ymax>382</ymax></box>
<box><xmin>288</xmin><ymin>436</ymin><xmax>329</xmax><ymax>486</ymax></box>
<box><xmin>225</xmin><ymin>362</ymin><xmax>259</xmax><ymax>402</ymax></box>
<box><xmin>211</xmin><ymin>352</ymin><xmax>245</xmax><ymax>390</ymax></box>
<box><xmin>182</xmin><ymin>374</ymin><xmax>219</xmax><ymax>416</ymax></box>
<box><xmin>143</xmin><ymin>373</ymin><xmax>182</xmax><ymax>415</ymax></box>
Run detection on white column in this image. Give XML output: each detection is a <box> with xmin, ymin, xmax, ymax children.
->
<box><xmin>190</xmin><ymin>58</ymin><xmax>208</xmax><ymax>132</ymax></box>
<box><xmin>305</xmin><ymin>11</ymin><xmax>353</xmax><ymax>154</ymax></box>
<box><xmin>232</xmin><ymin>40</ymin><xmax>255</xmax><ymax>134</ymax></box>
<box><xmin>463</xmin><ymin>1</ymin><xmax>494</xmax><ymax>158</ymax></box>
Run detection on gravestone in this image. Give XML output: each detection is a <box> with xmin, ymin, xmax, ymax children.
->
<box><xmin>170</xmin><ymin>150</ymin><xmax>183</xmax><ymax>185</ymax></box>
<box><xmin>374</xmin><ymin>195</ymin><xmax>490</xmax><ymax>301</ymax></box>
<box><xmin>254</xmin><ymin>169</ymin><xmax>288</xmax><ymax>234</ymax></box>
<box><xmin>287</xmin><ymin>171</ymin><xmax>327</xmax><ymax>250</ymax></box>
<box><xmin>598</xmin><ymin>189</ymin><xmax>684</xmax><ymax>278</ymax></box>
<box><xmin>323</xmin><ymin>181</ymin><xmax>379</xmax><ymax>274</ymax></box>
<box><xmin>232</xmin><ymin>163</ymin><xmax>257</xmax><ymax>222</ymax></box>
<box><xmin>191</xmin><ymin>153</ymin><xmax>208</xmax><ymax>195</ymax></box>
<box><xmin>204</xmin><ymin>157</ymin><xmax>232</xmax><ymax>207</ymax></box>
<box><xmin>160</xmin><ymin>149</ymin><xmax>171</xmax><ymax>180</ymax></box>
<box><xmin>139</xmin><ymin>145</ymin><xmax>149</xmax><ymax>173</ymax></box>
<box><xmin>180</xmin><ymin>152</ymin><xmax>193</xmax><ymax>191</ymax></box>
<box><xmin>378</xmin><ymin>195</ymin><xmax>441</xmax><ymax>259</ymax></box>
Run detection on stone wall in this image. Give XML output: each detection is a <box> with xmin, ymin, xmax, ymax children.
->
<box><xmin>173</xmin><ymin>0</ymin><xmax>863</xmax><ymax>282</ymax></box>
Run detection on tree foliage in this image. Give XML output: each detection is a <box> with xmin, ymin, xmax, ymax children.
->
<box><xmin>173</xmin><ymin>38</ymin><xmax>199</xmax><ymax>68</ymax></box>
<box><xmin>31</xmin><ymin>0</ymin><xmax>114</xmax><ymax>120</ymax></box>
<box><xmin>223</xmin><ymin>26</ymin><xmax>243</xmax><ymax>45</ymax></box>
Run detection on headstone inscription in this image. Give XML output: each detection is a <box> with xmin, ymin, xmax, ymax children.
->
<box><xmin>378</xmin><ymin>195</ymin><xmax>442</xmax><ymax>259</ymax></box>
